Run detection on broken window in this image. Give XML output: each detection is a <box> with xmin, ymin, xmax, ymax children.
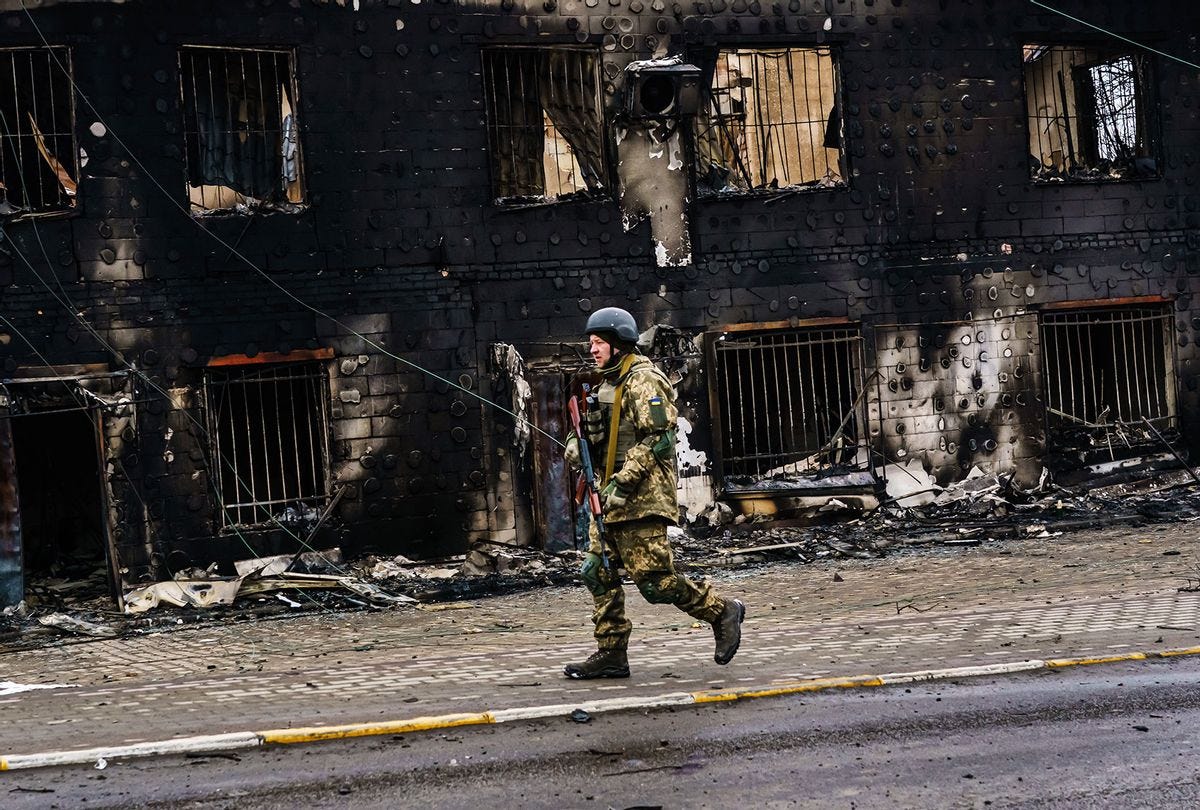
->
<box><xmin>710</xmin><ymin>326</ymin><xmax>866</xmax><ymax>481</ymax></box>
<box><xmin>179</xmin><ymin>46</ymin><xmax>304</xmax><ymax>213</ymax></box>
<box><xmin>1041</xmin><ymin>305</ymin><xmax>1176</xmax><ymax>439</ymax></box>
<box><xmin>694</xmin><ymin>47</ymin><xmax>844</xmax><ymax>195</ymax></box>
<box><xmin>203</xmin><ymin>363</ymin><xmax>330</xmax><ymax>528</ymax></box>
<box><xmin>481</xmin><ymin>47</ymin><xmax>607</xmax><ymax>204</ymax></box>
<box><xmin>1023</xmin><ymin>44</ymin><xmax>1158</xmax><ymax>180</ymax></box>
<box><xmin>0</xmin><ymin>46</ymin><xmax>78</xmax><ymax>217</ymax></box>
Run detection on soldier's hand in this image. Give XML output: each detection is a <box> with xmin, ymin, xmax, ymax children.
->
<box><xmin>600</xmin><ymin>480</ymin><xmax>630</xmax><ymax>510</ymax></box>
<box><xmin>564</xmin><ymin>435</ymin><xmax>582</xmax><ymax>468</ymax></box>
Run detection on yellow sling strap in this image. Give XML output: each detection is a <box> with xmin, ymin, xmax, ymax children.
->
<box><xmin>602</xmin><ymin>353</ymin><xmax>637</xmax><ymax>484</ymax></box>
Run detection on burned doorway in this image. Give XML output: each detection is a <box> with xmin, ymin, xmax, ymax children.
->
<box><xmin>1040</xmin><ymin>302</ymin><xmax>1178</xmax><ymax>479</ymax></box>
<box><xmin>10</xmin><ymin>405</ymin><xmax>112</xmax><ymax>595</ymax></box>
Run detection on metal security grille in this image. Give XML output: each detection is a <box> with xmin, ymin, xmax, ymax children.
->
<box><xmin>695</xmin><ymin>47</ymin><xmax>843</xmax><ymax>195</ymax></box>
<box><xmin>204</xmin><ymin>364</ymin><xmax>330</xmax><ymax>528</ymax></box>
<box><xmin>179</xmin><ymin>46</ymin><xmax>304</xmax><ymax>212</ymax></box>
<box><xmin>482</xmin><ymin>47</ymin><xmax>607</xmax><ymax>203</ymax></box>
<box><xmin>713</xmin><ymin>327</ymin><xmax>865</xmax><ymax>479</ymax></box>
<box><xmin>0</xmin><ymin>46</ymin><xmax>77</xmax><ymax>215</ymax></box>
<box><xmin>1023</xmin><ymin>44</ymin><xmax>1155</xmax><ymax>180</ymax></box>
<box><xmin>1041</xmin><ymin>307</ymin><xmax>1176</xmax><ymax>429</ymax></box>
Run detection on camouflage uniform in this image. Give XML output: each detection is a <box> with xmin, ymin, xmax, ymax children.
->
<box><xmin>582</xmin><ymin>354</ymin><xmax>725</xmax><ymax>651</ymax></box>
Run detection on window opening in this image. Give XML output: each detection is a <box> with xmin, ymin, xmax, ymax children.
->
<box><xmin>712</xmin><ymin>326</ymin><xmax>866</xmax><ymax>483</ymax></box>
<box><xmin>1041</xmin><ymin>305</ymin><xmax>1176</xmax><ymax>455</ymax></box>
<box><xmin>482</xmin><ymin>47</ymin><xmax>607</xmax><ymax>204</ymax></box>
<box><xmin>1023</xmin><ymin>44</ymin><xmax>1157</xmax><ymax>180</ymax></box>
<box><xmin>0</xmin><ymin>46</ymin><xmax>78</xmax><ymax>217</ymax></box>
<box><xmin>695</xmin><ymin>47</ymin><xmax>844</xmax><ymax>196</ymax></box>
<box><xmin>204</xmin><ymin>363</ymin><xmax>330</xmax><ymax>528</ymax></box>
<box><xmin>179</xmin><ymin>46</ymin><xmax>304</xmax><ymax>213</ymax></box>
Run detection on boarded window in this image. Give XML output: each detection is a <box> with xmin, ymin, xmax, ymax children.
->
<box><xmin>1041</xmin><ymin>306</ymin><xmax>1176</xmax><ymax>436</ymax></box>
<box><xmin>0</xmin><ymin>46</ymin><xmax>78</xmax><ymax>217</ymax></box>
<box><xmin>1023</xmin><ymin>44</ymin><xmax>1157</xmax><ymax>180</ymax></box>
<box><xmin>203</xmin><ymin>363</ymin><xmax>330</xmax><ymax>528</ymax></box>
<box><xmin>482</xmin><ymin>48</ymin><xmax>607</xmax><ymax>204</ymax></box>
<box><xmin>179</xmin><ymin>46</ymin><xmax>304</xmax><ymax>213</ymax></box>
<box><xmin>710</xmin><ymin>326</ymin><xmax>866</xmax><ymax>481</ymax></box>
<box><xmin>695</xmin><ymin>47</ymin><xmax>844</xmax><ymax>195</ymax></box>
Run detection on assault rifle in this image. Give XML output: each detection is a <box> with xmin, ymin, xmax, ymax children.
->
<box><xmin>567</xmin><ymin>387</ymin><xmax>610</xmax><ymax>569</ymax></box>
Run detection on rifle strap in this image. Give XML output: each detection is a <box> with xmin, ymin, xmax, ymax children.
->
<box><xmin>603</xmin><ymin>353</ymin><xmax>637</xmax><ymax>484</ymax></box>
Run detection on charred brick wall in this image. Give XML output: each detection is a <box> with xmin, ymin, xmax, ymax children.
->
<box><xmin>0</xmin><ymin>0</ymin><xmax>1197</xmax><ymax>591</ymax></box>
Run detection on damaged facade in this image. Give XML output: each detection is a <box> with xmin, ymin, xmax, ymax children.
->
<box><xmin>0</xmin><ymin>0</ymin><xmax>1198</xmax><ymax>608</ymax></box>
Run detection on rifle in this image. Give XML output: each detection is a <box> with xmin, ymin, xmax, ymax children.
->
<box><xmin>567</xmin><ymin>387</ymin><xmax>610</xmax><ymax>569</ymax></box>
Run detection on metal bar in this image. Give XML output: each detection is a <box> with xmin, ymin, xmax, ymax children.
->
<box><xmin>1115</xmin><ymin>311</ymin><xmax>1132</xmax><ymax>420</ymax></box>
<box><xmin>800</xmin><ymin>48</ymin><xmax>816</xmax><ymax>182</ymax></box>
<box><xmin>1084</xmin><ymin>317</ymin><xmax>1099</xmax><ymax>422</ymax></box>
<box><xmin>25</xmin><ymin>49</ymin><xmax>43</xmax><ymax>208</ymax></box>
<box><xmin>781</xmin><ymin>331</ymin><xmax>798</xmax><ymax>460</ymax></box>
<box><xmin>9</xmin><ymin>52</ymin><xmax>28</xmax><ymax>208</ymax></box>
<box><xmin>307</xmin><ymin>370</ymin><xmax>323</xmax><ymax>497</ymax></box>
<box><xmin>273</xmin><ymin>369</ymin><xmax>287</xmax><ymax>504</ymax></box>
<box><xmin>257</xmin><ymin>367</ymin><xmax>273</xmax><ymax>512</ymax></box>
<box><xmin>1056</xmin><ymin>66</ymin><xmax>1076</xmax><ymax>169</ymax></box>
<box><xmin>769</xmin><ymin>333</ymin><xmax>786</xmax><ymax>462</ymax></box>
<box><xmin>1138</xmin><ymin>311</ymin><xmax>1154</xmax><ymax>418</ymax></box>
<box><xmin>744</xmin><ymin>339</ymin><xmax>760</xmax><ymax>474</ymax></box>
<box><xmin>288</xmin><ymin>367</ymin><xmax>303</xmax><ymax>502</ymax></box>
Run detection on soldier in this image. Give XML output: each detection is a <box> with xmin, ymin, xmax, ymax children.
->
<box><xmin>563</xmin><ymin>307</ymin><xmax>745</xmax><ymax>679</ymax></box>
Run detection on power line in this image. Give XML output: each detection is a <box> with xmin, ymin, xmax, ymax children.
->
<box><xmin>1026</xmin><ymin>0</ymin><xmax>1200</xmax><ymax>72</ymax></box>
<box><xmin>16</xmin><ymin>0</ymin><xmax>564</xmax><ymax>450</ymax></box>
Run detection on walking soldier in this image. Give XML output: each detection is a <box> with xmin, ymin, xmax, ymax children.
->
<box><xmin>563</xmin><ymin>307</ymin><xmax>745</xmax><ymax>679</ymax></box>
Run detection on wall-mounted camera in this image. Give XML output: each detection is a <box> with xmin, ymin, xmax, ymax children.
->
<box><xmin>623</xmin><ymin>58</ymin><xmax>701</xmax><ymax>121</ymax></box>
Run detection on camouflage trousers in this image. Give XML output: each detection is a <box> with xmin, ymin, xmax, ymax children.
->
<box><xmin>586</xmin><ymin>518</ymin><xmax>725</xmax><ymax>651</ymax></box>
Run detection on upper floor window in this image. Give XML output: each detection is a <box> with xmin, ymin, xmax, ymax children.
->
<box><xmin>694</xmin><ymin>47</ymin><xmax>844</xmax><ymax>196</ymax></box>
<box><xmin>179</xmin><ymin>46</ymin><xmax>304</xmax><ymax>214</ymax></box>
<box><xmin>481</xmin><ymin>47</ymin><xmax>607</xmax><ymax>205</ymax></box>
<box><xmin>1023</xmin><ymin>44</ymin><xmax>1158</xmax><ymax>181</ymax></box>
<box><xmin>0</xmin><ymin>46</ymin><xmax>78</xmax><ymax>217</ymax></box>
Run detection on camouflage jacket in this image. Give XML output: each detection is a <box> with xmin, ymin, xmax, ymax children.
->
<box><xmin>592</xmin><ymin>354</ymin><xmax>679</xmax><ymax>525</ymax></box>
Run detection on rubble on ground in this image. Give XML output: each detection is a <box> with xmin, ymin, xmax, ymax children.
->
<box><xmin>5</xmin><ymin>458</ymin><xmax>1200</xmax><ymax>652</ymax></box>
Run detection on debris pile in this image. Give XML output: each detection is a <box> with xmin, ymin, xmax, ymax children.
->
<box><xmin>6</xmin><ymin>455</ymin><xmax>1200</xmax><ymax>652</ymax></box>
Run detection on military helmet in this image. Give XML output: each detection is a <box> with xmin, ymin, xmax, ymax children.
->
<box><xmin>585</xmin><ymin>307</ymin><xmax>639</xmax><ymax>345</ymax></box>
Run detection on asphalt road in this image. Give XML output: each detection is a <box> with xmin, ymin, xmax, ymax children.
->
<box><xmin>5</xmin><ymin>657</ymin><xmax>1199</xmax><ymax>809</ymax></box>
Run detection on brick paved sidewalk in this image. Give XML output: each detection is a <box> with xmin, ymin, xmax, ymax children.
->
<box><xmin>2</xmin><ymin>523</ymin><xmax>1199</xmax><ymax>757</ymax></box>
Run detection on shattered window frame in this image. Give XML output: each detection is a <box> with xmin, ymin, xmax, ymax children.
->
<box><xmin>202</xmin><ymin>361</ymin><xmax>332</xmax><ymax>531</ymax></box>
<box><xmin>0</xmin><ymin>45</ymin><xmax>79</xmax><ymax>219</ymax></box>
<box><xmin>706</xmin><ymin>323</ymin><xmax>869</xmax><ymax>487</ymax></box>
<box><xmin>1022</xmin><ymin>43</ymin><xmax>1161</xmax><ymax>182</ymax></box>
<box><xmin>691</xmin><ymin>45</ymin><xmax>847</xmax><ymax>197</ymax></box>
<box><xmin>481</xmin><ymin>45</ymin><xmax>610</xmax><ymax>207</ymax></box>
<box><xmin>178</xmin><ymin>45</ymin><xmax>307</xmax><ymax>216</ymax></box>
<box><xmin>1040</xmin><ymin>304</ymin><xmax>1177</xmax><ymax>442</ymax></box>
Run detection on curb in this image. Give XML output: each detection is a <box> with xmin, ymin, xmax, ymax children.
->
<box><xmin>4</xmin><ymin>645</ymin><xmax>1200</xmax><ymax>772</ymax></box>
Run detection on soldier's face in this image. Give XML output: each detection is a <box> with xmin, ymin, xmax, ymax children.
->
<box><xmin>588</xmin><ymin>334</ymin><xmax>613</xmax><ymax>367</ymax></box>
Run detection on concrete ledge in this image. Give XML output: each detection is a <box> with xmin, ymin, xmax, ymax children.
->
<box><xmin>4</xmin><ymin>644</ymin><xmax>1200</xmax><ymax>772</ymax></box>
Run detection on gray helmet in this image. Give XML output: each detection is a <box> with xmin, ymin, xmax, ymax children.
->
<box><xmin>585</xmin><ymin>307</ymin><xmax>639</xmax><ymax>345</ymax></box>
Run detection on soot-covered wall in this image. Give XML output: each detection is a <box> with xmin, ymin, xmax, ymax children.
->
<box><xmin>0</xmin><ymin>0</ymin><xmax>1196</xmax><ymax>597</ymax></box>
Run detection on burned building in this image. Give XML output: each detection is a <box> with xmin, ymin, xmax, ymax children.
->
<box><xmin>0</xmin><ymin>0</ymin><xmax>1198</xmax><ymax>608</ymax></box>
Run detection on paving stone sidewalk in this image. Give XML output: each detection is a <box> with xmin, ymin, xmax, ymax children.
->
<box><xmin>2</xmin><ymin>523</ymin><xmax>1199</xmax><ymax>758</ymax></box>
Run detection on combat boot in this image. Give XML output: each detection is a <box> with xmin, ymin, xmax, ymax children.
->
<box><xmin>712</xmin><ymin>598</ymin><xmax>745</xmax><ymax>665</ymax></box>
<box><xmin>564</xmin><ymin>649</ymin><xmax>630</xmax><ymax>679</ymax></box>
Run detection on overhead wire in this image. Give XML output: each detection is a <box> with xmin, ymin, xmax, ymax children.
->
<box><xmin>0</xmin><ymin>118</ymin><xmax>350</xmax><ymax>613</ymax></box>
<box><xmin>16</xmin><ymin>0</ymin><xmax>565</xmax><ymax>451</ymax></box>
<box><xmin>1025</xmin><ymin>0</ymin><xmax>1200</xmax><ymax>72</ymax></box>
